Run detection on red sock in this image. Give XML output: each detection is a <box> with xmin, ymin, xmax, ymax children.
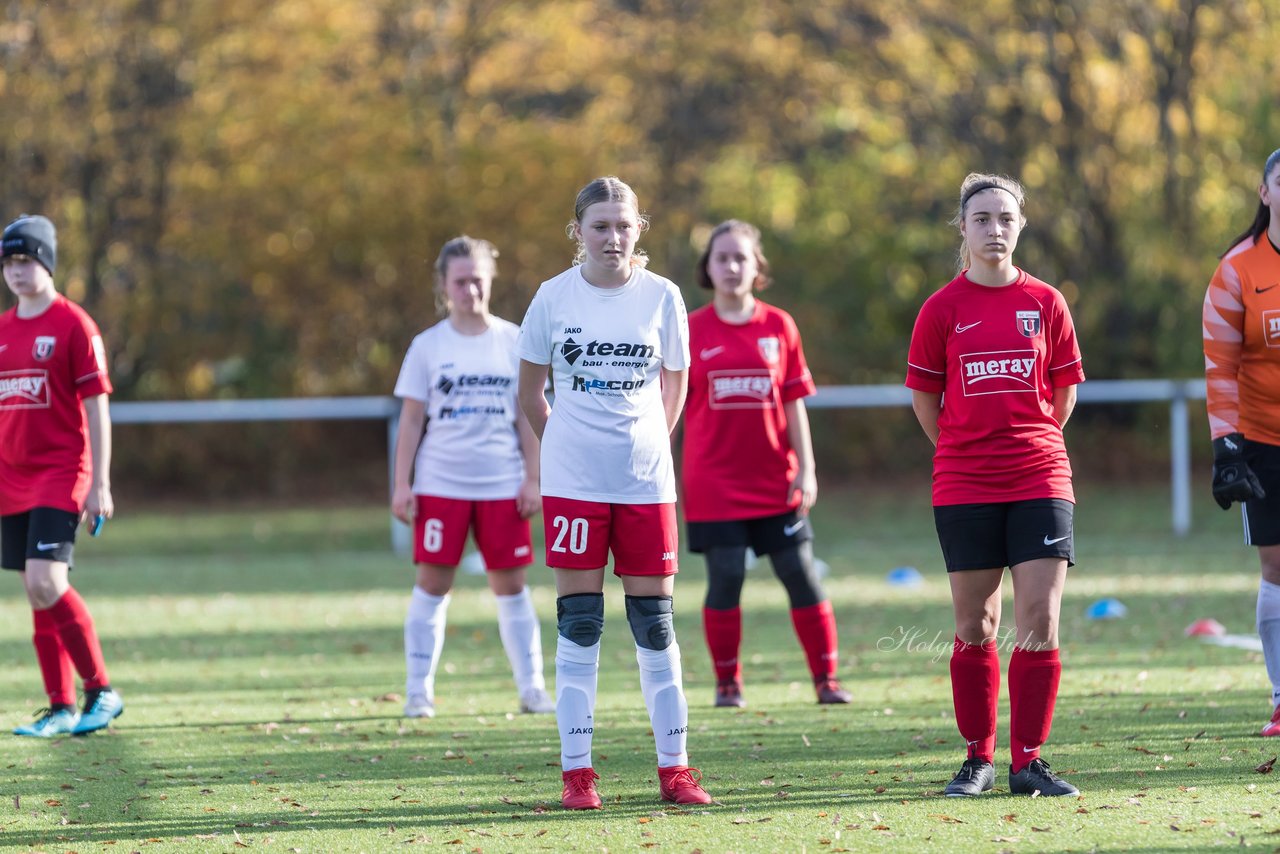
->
<box><xmin>32</xmin><ymin>607</ymin><xmax>75</xmax><ymax>706</ymax></box>
<box><xmin>48</xmin><ymin>588</ymin><xmax>110</xmax><ymax>691</ymax></box>
<box><xmin>702</xmin><ymin>607</ymin><xmax>742</xmax><ymax>684</ymax></box>
<box><xmin>790</xmin><ymin>600</ymin><xmax>839</xmax><ymax>681</ymax></box>
<box><xmin>950</xmin><ymin>636</ymin><xmax>999</xmax><ymax>764</ymax></box>
<box><xmin>1008</xmin><ymin>646</ymin><xmax>1061</xmax><ymax>772</ymax></box>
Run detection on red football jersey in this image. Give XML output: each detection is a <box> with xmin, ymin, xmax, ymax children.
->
<box><xmin>681</xmin><ymin>300</ymin><xmax>816</xmax><ymax>521</ymax></box>
<box><xmin>0</xmin><ymin>295</ymin><xmax>112</xmax><ymax>514</ymax></box>
<box><xmin>905</xmin><ymin>270</ymin><xmax>1084</xmax><ymax>506</ymax></box>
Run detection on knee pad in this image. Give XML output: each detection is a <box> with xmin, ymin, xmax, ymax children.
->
<box><xmin>557</xmin><ymin>593</ymin><xmax>604</xmax><ymax>647</ymax></box>
<box><xmin>703</xmin><ymin>547</ymin><xmax>748</xmax><ymax>610</ymax></box>
<box><xmin>770</xmin><ymin>542</ymin><xmax>823</xmax><ymax>609</ymax></box>
<box><xmin>625</xmin><ymin>595</ymin><xmax>674</xmax><ymax>650</ymax></box>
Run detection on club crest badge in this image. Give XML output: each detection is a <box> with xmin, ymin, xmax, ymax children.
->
<box><xmin>1016</xmin><ymin>310</ymin><xmax>1041</xmax><ymax>338</ymax></box>
<box><xmin>757</xmin><ymin>336</ymin><xmax>780</xmax><ymax>364</ymax></box>
<box><xmin>32</xmin><ymin>336</ymin><xmax>55</xmax><ymax>361</ymax></box>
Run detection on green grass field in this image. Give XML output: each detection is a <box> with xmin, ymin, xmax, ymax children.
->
<box><xmin>1</xmin><ymin>483</ymin><xmax>1277</xmax><ymax>853</ymax></box>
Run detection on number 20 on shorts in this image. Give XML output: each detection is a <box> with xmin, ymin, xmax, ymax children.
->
<box><xmin>551</xmin><ymin>515</ymin><xmax>588</xmax><ymax>555</ymax></box>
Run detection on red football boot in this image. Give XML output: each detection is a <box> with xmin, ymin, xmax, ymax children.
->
<box><xmin>561</xmin><ymin>768</ymin><xmax>602</xmax><ymax>810</ymax></box>
<box><xmin>658</xmin><ymin>765</ymin><xmax>712</xmax><ymax>805</ymax></box>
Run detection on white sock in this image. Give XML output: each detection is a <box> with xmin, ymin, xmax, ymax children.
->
<box><xmin>1257</xmin><ymin>580</ymin><xmax>1280</xmax><ymax>706</ymax></box>
<box><xmin>405</xmin><ymin>587</ymin><xmax>449</xmax><ymax>701</ymax></box>
<box><xmin>636</xmin><ymin>641</ymin><xmax>690</xmax><ymax>768</ymax></box>
<box><xmin>555</xmin><ymin>634</ymin><xmax>599</xmax><ymax>771</ymax></box>
<box><xmin>495</xmin><ymin>588</ymin><xmax>545</xmax><ymax>695</ymax></box>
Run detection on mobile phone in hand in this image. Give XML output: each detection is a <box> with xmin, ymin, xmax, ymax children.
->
<box><xmin>89</xmin><ymin>515</ymin><xmax>106</xmax><ymax>537</ymax></box>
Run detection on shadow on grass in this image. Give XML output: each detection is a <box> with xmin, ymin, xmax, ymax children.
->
<box><xmin>6</xmin><ymin>689</ymin><xmax>1279</xmax><ymax>851</ymax></box>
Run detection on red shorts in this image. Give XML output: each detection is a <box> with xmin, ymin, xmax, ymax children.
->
<box><xmin>413</xmin><ymin>495</ymin><xmax>533</xmax><ymax>570</ymax></box>
<box><xmin>541</xmin><ymin>497</ymin><xmax>678</xmax><ymax>576</ymax></box>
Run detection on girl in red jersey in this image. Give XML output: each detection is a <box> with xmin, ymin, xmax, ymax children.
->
<box><xmin>0</xmin><ymin>215</ymin><xmax>123</xmax><ymax>737</ymax></box>
<box><xmin>390</xmin><ymin>236</ymin><xmax>554</xmax><ymax>720</ymax></box>
<box><xmin>1202</xmin><ymin>148</ymin><xmax>1280</xmax><ymax>737</ymax></box>
<box><xmin>682</xmin><ymin>219</ymin><xmax>850</xmax><ymax>708</ymax></box>
<box><xmin>517</xmin><ymin>177</ymin><xmax>711</xmax><ymax>810</ymax></box>
<box><xmin>905</xmin><ymin>174</ymin><xmax>1085</xmax><ymax>797</ymax></box>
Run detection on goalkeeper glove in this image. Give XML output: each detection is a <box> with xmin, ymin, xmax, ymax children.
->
<box><xmin>1211</xmin><ymin>432</ymin><xmax>1266</xmax><ymax>510</ymax></box>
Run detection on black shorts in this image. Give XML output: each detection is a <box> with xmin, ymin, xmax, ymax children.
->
<box><xmin>686</xmin><ymin>509</ymin><xmax>813</xmax><ymax>556</ymax></box>
<box><xmin>933</xmin><ymin>498</ymin><xmax>1074</xmax><ymax>572</ymax></box>
<box><xmin>1243</xmin><ymin>439</ymin><xmax>1280</xmax><ymax>547</ymax></box>
<box><xmin>1</xmin><ymin>507</ymin><xmax>79</xmax><ymax>570</ymax></box>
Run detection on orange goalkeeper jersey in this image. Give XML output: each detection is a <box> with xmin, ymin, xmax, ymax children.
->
<box><xmin>1203</xmin><ymin>234</ymin><xmax>1280</xmax><ymax>444</ymax></box>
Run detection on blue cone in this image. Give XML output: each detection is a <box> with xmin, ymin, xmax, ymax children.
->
<box><xmin>1085</xmin><ymin>597</ymin><xmax>1128</xmax><ymax>620</ymax></box>
<box><xmin>886</xmin><ymin>566</ymin><xmax>923</xmax><ymax>588</ymax></box>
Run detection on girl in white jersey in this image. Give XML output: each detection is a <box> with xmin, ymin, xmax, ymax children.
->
<box><xmin>391</xmin><ymin>236</ymin><xmax>553</xmax><ymax>720</ymax></box>
<box><xmin>517</xmin><ymin>177</ymin><xmax>712</xmax><ymax>809</ymax></box>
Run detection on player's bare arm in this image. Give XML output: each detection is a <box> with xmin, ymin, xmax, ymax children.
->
<box><xmin>517</xmin><ymin>360</ymin><xmax>551</xmax><ymax>442</ymax></box>
<box><xmin>911</xmin><ymin>390</ymin><xmax>942</xmax><ymax>447</ymax></box>
<box><xmin>390</xmin><ymin>397</ymin><xmax>426</xmax><ymax>524</ymax></box>
<box><xmin>1052</xmin><ymin>384</ymin><xmax>1078</xmax><ymax>427</ymax></box>
<box><xmin>82</xmin><ymin>393</ymin><xmax>113</xmax><ymax>524</ymax></box>
<box><xmin>783</xmin><ymin>398</ymin><xmax>818</xmax><ymax>514</ymax></box>
<box><xmin>515</xmin><ymin>407</ymin><xmax>541</xmax><ymax>519</ymax></box>
<box><xmin>660</xmin><ymin>367</ymin><xmax>687</xmax><ymax>434</ymax></box>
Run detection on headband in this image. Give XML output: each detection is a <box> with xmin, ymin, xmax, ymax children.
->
<box><xmin>1265</xmin><ymin>148</ymin><xmax>1280</xmax><ymax>182</ymax></box>
<box><xmin>960</xmin><ymin>181</ymin><xmax>1019</xmax><ymax>210</ymax></box>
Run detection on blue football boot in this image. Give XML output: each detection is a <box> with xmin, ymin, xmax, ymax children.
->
<box><xmin>72</xmin><ymin>688</ymin><xmax>123</xmax><ymax>735</ymax></box>
<box><xmin>14</xmin><ymin>706</ymin><xmax>80</xmax><ymax>737</ymax></box>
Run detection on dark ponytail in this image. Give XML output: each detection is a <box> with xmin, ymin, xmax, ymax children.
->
<box><xmin>1221</xmin><ymin>148</ymin><xmax>1280</xmax><ymax>257</ymax></box>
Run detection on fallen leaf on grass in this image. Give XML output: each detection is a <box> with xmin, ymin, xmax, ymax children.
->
<box><xmin>1031</xmin><ymin>826</ymin><xmax>1051</xmax><ymax>832</ymax></box>
<box><xmin>1255</xmin><ymin>757</ymin><xmax>1276</xmax><ymax>774</ymax></box>
<box><xmin>992</xmin><ymin>837</ymin><xmax>1020</xmax><ymax>843</ymax></box>
<box><xmin>731</xmin><ymin>817</ymin><xmax>771</xmax><ymax>825</ymax></box>
<box><xmin>929</xmin><ymin>814</ymin><xmax>964</xmax><ymax>824</ymax></box>
<box><xmin>1002</xmin><ymin>814</ymin><xmax>1017</xmax><ymax>823</ymax></box>
<box><xmin>44</xmin><ymin>799</ymin><xmax>62</xmax><ymax>807</ymax></box>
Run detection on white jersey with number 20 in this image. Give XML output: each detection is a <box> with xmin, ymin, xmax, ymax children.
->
<box><xmin>518</xmin><ymin>266</ymin><xmax>690</xmax><ymax>504</ymax></box>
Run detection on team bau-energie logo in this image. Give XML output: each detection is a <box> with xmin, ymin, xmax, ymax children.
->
<box><xmin>561</xmin><ymin>337</ymin><xmax>655</xmax><ymax>367</ymax></box>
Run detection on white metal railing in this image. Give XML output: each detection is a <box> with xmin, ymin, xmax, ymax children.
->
<box><xmin>111</xmin><ymin>379</ymin><xmax>1209</xmax><ymax>549</ymax></box>
<box><xmin>807</xmin><ymin>379</ymin><xmax>1207</xmax><ymax>537</ymax></box>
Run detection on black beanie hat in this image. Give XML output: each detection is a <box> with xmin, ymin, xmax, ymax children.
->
<box><xmin>1</xmin><ymin>215</ymin><xmax>57</xmax><ymax>275</ymax></box>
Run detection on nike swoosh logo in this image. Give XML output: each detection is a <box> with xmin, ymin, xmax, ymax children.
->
<box><xmin>700</xmin><ymin>346</ymin><xmax>726</xmax><ymax>360</ymax></box>
<box><xmin>783</xmin><ymin>520</ymin><xmax>806</xmax><ymax>536</ymax></box>
<box><xmin>1258</xmin><ymin>284</ymin><xmax>1279</xmax><ymax>294</ymax></box>
<box><xmin>955</xmin><ymin>321</ymin><xmax>981</xmax><ymax>333</ymax></box>
<box><xmin>1043</xmin><ymin>535</ymin><xmax>1069</xmax><ymax>545</ymax></box>
<box><xmin>1022</xmin><ymin>745</ymin><xmax>1040</xmax><ymax>753</ymax></box>
<box><xmin>35</xmin><ymin>541</ymin><xmax>61</xmax><ymax>551</ymax></box>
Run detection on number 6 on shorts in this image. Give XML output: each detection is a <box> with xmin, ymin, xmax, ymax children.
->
<box><xmin>423</xmin><ymin>518</ymin><xmax>444</xmax><ymax>553</ymax></box>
